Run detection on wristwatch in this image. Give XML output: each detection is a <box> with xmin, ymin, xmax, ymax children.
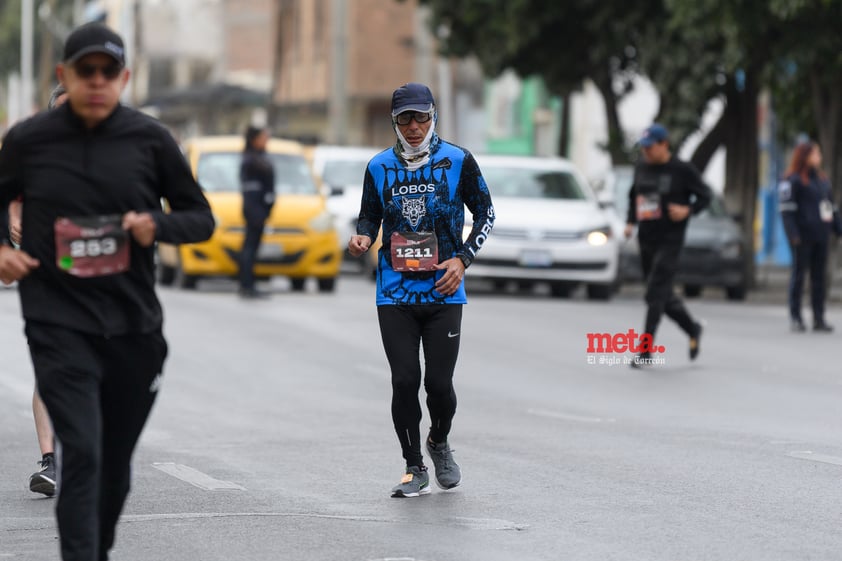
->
<box><xmin>457</xmin><ymin>252</ymin><xmax>471</xmax><ymax>269</ymax></box>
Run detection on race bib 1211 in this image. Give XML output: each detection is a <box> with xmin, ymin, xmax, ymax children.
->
<box><xmin>390</xmin><ymin>231</ymin><xmax>439</xmax><ymax>272</ymax></box>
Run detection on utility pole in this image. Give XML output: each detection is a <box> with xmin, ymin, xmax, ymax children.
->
<box><xmin>328</xmin><ymin>0</ymin><xmax>348</xmax><ymax>145</ymax></box>
<box><xmin>73</xmin><ymin>0</ymin><xmax>85</xmax><ymax>25</ymax></box>
<box><xmin>37</xmin><ymin>0</ymin><xmax>58</xmax><ymax>108</ymax></box>
<box><xmin>267</xmin><ymin>0</ymin><xmax>288</xmax><ymax>128</ymax></box>
<box><xmin>21</xmin><ymin>0</ymin><xmax>34</xmax><ymax>117</ymax></box>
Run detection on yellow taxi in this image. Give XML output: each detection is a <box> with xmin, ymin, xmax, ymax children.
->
<box><xmin>157</xmin><ymin>136</ymin><xmax>341</xmax><ymax>291</ymax></box>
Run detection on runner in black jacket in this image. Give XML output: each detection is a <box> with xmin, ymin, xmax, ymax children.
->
<box><xmin>0</xmin><ymin>23</ymin><xmax>213</xmax><ymax>561</ymax></box>
<box><xmin>624</xmin><ymin>124</ymin><xmax>712</xmax><ymax>367</ymax></box>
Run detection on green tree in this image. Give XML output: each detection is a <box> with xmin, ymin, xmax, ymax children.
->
<box><xmin>419</xmin><ymin>0</ymin><xmax>665</xmax><ymax>163</ymax></box>
<box><xmin>767</xmin><ymin>0</ymin><xmax>842</xmax><ymax>196</ymax></box>
<box><xmin>0</xmin><ymin>0</ymin><xmax>75</xmax><ymax>109</ymax></box>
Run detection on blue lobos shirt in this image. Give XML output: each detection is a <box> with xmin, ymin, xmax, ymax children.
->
<box><xmin>356</xmin><ymin>140</ymin><xmax>495</xmax><ymax>305</ymax></box>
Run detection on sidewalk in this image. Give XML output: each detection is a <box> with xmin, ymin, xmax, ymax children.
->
<box><xmin>618</xmin><ymin>264</ymin><xmax>842</xmax><ymax>306</ymax></box>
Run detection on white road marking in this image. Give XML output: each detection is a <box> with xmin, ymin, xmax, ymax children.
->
<box><xmin>527</xmin><ymin>408</ymin><xmax>616</xmax><ymax>424</ymax></box>
<box><xmin>151</xmin><ymin>463</ymin><xmax>246</xmax><ymax>490</ymax></box>
<box><xmin>787</xmin><ymin>451</ymin><xmax>842</xmax><ymax>466</ymax></box>
<box><xmin>122</xmin><ymin>512</ymin><xmax>526</xmax><ymax>530</ymax></box>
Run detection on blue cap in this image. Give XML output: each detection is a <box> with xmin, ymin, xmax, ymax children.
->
<box><xmin>391</xmin><ymin>83</ymin><xmax>435</xmax><ymax>116</ymax></box>
<box><xmin>639</xmin><ymin>123</ymin><xmax>669</xmax><ymax>147</ymax></box>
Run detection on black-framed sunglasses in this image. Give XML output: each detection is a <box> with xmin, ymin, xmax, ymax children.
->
<box><xmin>74</xmin><ymin>62</ymin><xmax>123</xmax><ymax>80</ymax></box>
<box><xmin>395</xmin><ymin>111</ymin><xmax>433</xmax><ymax>126</ymax></box>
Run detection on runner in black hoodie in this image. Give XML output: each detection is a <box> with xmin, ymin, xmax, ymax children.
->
<box><xmin>0</xmin><ymin>23</ymin><xmax>213</xmax><ymax>561</ymax></box>
<box><xmin>624</xmin><ymin>123</ymin><xmax>712</xmax><ymax>367</ymax></box>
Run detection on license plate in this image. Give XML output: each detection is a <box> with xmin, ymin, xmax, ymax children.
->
<box><xmin>519</xmin><ymin>250</ymin><xmax>552</xmax><ymax>267</ymax></box>
<box><xmin>257</xmin><ymin>243</ymin><xmax>284</xmax><ymax>259</ymax></box>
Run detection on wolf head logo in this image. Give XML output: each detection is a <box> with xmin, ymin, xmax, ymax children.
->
<box><xmin>401</xmin><ymin>197</ymin><xmax>427</xmax><ymax>229</ymax></box>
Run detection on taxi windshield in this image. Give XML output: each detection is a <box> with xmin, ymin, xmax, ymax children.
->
<box><xmin>197</xmin><ymin>152</ymin><xmax>318</xmax><ymax>195</ymax></box>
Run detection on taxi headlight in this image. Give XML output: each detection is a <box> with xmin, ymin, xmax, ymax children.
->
<box><xmin>310</xmin><ymin>211</ymin><xmax>335</xmax><ymax>232</ymax></box>
<box><xmin>586</xmin><ymin>227</ymin><xmax>611</xmax><ymax>246</ymax></box>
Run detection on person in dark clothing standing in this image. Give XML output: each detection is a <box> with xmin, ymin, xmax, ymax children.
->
<box><xmin>624</xmin><ymin>123</ymin><xmax>713</xmax><ymax>367</ymax></box>
<box><xmin>779</xmin><ymin>141</ymin><xmax>841</xmax><ymax>332</ymax></box>
<box><xmin>238</xmin><ymin>125</ymin><xmax>275</xmax><ymax>298</ymax></box>
<box><xmin>0</xmin><ymin>23</ymin><xmax>214</xmax><ymax>561</ymax></box>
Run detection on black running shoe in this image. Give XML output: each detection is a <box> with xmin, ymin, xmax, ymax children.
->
<box><xmin>689</xmin><ymin>322</ymin><xmax>703</xmax><ymax>361</ymax></box>
<box><xmin>29</xmin><ymin>455</ymin><xmax>56</xmax><ymax>497</ymax></box>
<box><xmin>813</xmin><ymin>322</ymin><xmax>834</xmax><ymax>333</ymax></box>
<box><xmin>791</xmin><ymin>319</ymin><xmax>806</xmax><ymax>333</ymax></box>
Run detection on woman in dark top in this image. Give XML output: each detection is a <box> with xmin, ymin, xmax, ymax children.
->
<box><xmin>779</xmin><ymin>141</ymin><xmax>842</xmax><ymax>332</ymax></box>
<box><xmin>238</xmin><ymin>125</ymin><xmax>275</xmax><ymax>298</ymax></box>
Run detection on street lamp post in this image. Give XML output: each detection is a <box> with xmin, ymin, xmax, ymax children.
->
<box><xmin>21</xmin><ymin>0</ymin><xmax>34</xmax><ymax>118</ymax></box>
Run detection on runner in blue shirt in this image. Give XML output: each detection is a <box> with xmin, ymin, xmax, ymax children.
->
<box><xmin>349</xmin><ymin>82</ymin><xmax>494</xmax><ymax>497</ymax></box>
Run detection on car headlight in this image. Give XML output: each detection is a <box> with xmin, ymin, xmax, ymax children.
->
<box><xmin>586</xmin><ymin>226</ymin><xmax>611</xmax><ymax>246</ymax></box>
<box><xmin>310</xmin><ymin>211</ymin><xmax>335</xmax><ymax>232</ymax></box>
<box><xmin>720</xmin><ymin>241</ymin><xmax>742</xmax><ymax>259</ymax></box>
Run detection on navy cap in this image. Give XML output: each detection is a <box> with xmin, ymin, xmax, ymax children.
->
<box><xmin>639</xmin><ymin>123</ymin><xmax>669</xmax><ymax>147</ymax></box>
<box><xmin>391</xmin><ymin>83</ymin><xmax>435</xmax><ymax>116</ymax></box>
<box><xmin>63</xmin><ymin>22</ymin><xmax>125</xmax><ymax>66</ymax></box>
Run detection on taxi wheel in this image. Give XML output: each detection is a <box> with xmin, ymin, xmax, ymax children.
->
<box><xmin>175</xmin><ymin>266</ymin><xmax>199</xmax><ymax>290</ymax></box>
<box><xmin>290</xmin><ymin>278</ymin><xmax>306</xmax><ymax>292</ymax></box>
<box><xmin>317</xmin><ymin>277</ymin><xmax>336</xmax><ymax>293</ymax></box>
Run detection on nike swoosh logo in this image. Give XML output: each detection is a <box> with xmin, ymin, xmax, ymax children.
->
<box><xmin>448</xmin><ymin>332</ymin><xmax>459</xmax><ymax>338</ymax></box>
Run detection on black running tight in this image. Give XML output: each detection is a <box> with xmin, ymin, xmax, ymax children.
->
<box><xmin>377</xmin><ymin>304</ymin><xmax>462</xmax><ymax>468</ymax></box>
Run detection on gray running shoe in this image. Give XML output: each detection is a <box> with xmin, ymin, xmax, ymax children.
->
<box><xmin>29</xmin><ymin>456</ymin><xmax>56</xmax><ymax>497</ymax></box>
<box><xmin>425</xmin><ymin>439</ymin><xmax>461</xmax><ymax>489</ymax></box>
<box><xmin>390</xmin><ymin>466</ymin><xmax>431</xmax><ymax>498</ymax></box>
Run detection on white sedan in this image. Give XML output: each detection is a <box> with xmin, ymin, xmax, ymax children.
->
<box><xmin>469</xmin><ymin>154</ymin><xmax>620</xmax><ymax>299</ymax></box>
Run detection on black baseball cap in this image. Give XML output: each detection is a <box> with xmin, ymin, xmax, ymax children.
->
<box><xmin>63</xmin><ymin>22</ymin><xmax>126</xmax><ymax>66</ymax></box>
<box><xmin>391</xmin><ymin>83</ymin><xmax>435</xmax><ymax>116</ymax></box>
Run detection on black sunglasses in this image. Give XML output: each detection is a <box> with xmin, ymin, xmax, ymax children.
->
<box><xmin>395</xmin><ymin>111</ymin><xmax>432</xmax><ymax>126</ymax></box>
<box><xmin>74</xmin><ymin>62</ymin><xmax>123</xmax><ymax>80</ymax></box>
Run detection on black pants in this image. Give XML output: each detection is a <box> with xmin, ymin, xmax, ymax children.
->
<box><xmin>789</xmin><ymin>240</ymin><xmax>829</xmax><ymax>324</ymax></box>
<box><xmin>377</xmin><ymin>305</ymin><xmax>462</xmax><ymax>468</ymax></box>
<box><xmin>239</xmin><ymin>218</ymin><xmax>266</xmax><ymax>291</ymax></box>
<box><xmin>25</xmin><ymin>322</ymin><xmax>168</xmax><ymax>561</ymax></box>
<box><xmin>639</xmin><ymin>241</ymin><xmax>698</xmax><ymax>342</ymax></box>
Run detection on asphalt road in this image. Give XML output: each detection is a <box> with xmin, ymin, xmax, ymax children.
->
<box><xmin>2</xmin><ymin>275</ymin><xmax>841</xmax><ymax>561</ymax></box>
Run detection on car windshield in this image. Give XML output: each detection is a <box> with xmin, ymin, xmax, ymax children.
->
<box><xmin>197</xmin><ymin>152</ymin><xmax>318</xmax><ymax>195</ymax></box>
<box><xmin>610</xmin><ymin>167</ymin><xmax>725</xmax><ymax>219</ymax></box>
<box><xmin>322</xmin><ymin>160</ymin><xmax>368</xmax><ymax>188</ymax></box>
<box><xmin>481</xmin><ymin>165</ymin><xmax>588</xmax><ymax>200</ymax></box>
